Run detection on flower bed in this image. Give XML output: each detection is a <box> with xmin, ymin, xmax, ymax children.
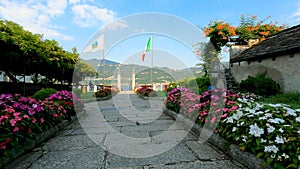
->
<box><xmin>94</xmin><ymin>87</ymin><xmax>119</xmax><ymax>100</ymax></box>
<box><xmin>0</xmin><ymin>91</ymin><xmax>83</xmax><ymax>159</ymax></box>
<box><xmin>135</xmin><ymin>86</ymin><xmax>157</xmax><ymax>99</ymax></box>
<box><xmin>165</xmin><ymin>88</ymin><xmax>299</xmax><ymax>168</ymax></box>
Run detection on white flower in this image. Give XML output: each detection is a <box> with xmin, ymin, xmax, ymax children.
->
<box><xmin>297</xmin><ymin>130</ymin><xmax>300</xmax><ymax>134</ymax></box>
<box><xmin>259</xmin><ymin>116</ymin><xmax>267</xmax><ymax>120</ymax></box>
<box><xmin>32</xmin><ymin>104</ymin><xmax>37</xmax><ymax>108</ymax></box>
<box><xmin>296</xmin><ymin>117</ymin><xmax>300</xmax><ymax>123</ymax></box>
<box><xmin>232</xmin><ymin>127</ymin><xmax>237</xmax><ymax>132</ymax></box>
<box><xmin>298</xmin><ymin>155</ymin><xmax>300</xmax><ymax>161</ymax></box>
<box><xmin>267</xmin><ymin>125</ymin><xmax>275</xmax><ymax>133</ymax></box>
<box><xmin>226</xmin><ymin>117</ymin><xmax>234</xmax><ymax>123</ymax></box>
<box><xmin>295</xmin><ymin>109</ymin><xmax>300</xmax><ymax>112</ymax></box>
<box><xmin>282</xmin><ymin>153</ymin><xmax>289</xmax><ymax>159</ymax></box>
<box><xmin>285</xmin><ymin>108</ymin><xmax>297</xmax><ymax>116</ymax></box>
<box><xmin>237</xmin><ymin>121</ymin><xmax>245</xmax><ymax>126</ymax></box>
<box><xmin>271</xmin><ymin>154</ymin><xmax>276</xmax><ymax>158</ymax></box>
<box><xmin>278</xmin><ymin>128</ymin><xmax>284</xmax><ymax>133</ymax></box>
<box><xmin>249</xmin><ymin>123</ymin><xmax>264</xmax><ymax>137</ymax></box>
<box><xmin>265</xmin><ymin>113</ymin><xmax>272</xmax><ymax>118</ymax></box>
<box><xmin>261</xmin><ymin>138</ymin><xmax>267</xmax><ymax>143</ymax></box>
<box><xmin>275</xmin><ymin>136</ymin><xmax>284</xmax><ymax>144</ymax></box>
<box><xmin>268</xmin><ymin>118</ymin><xmax>285</xmax><ymax>124</ymax></box>
<box><xmin>242</xmin><ymin>136</ymin><xmax>248</xmax><ymax>142</ymax></box>
<box><xmin>264</xmin><ymin>145</ymin><xmax>279</xmax><ymax>153</ymax></box>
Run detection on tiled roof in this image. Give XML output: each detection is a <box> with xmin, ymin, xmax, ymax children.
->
<box><xmin>230</xmin><ymin>24</ymin><xmax>300</xmax><ymax>63</ymax></box>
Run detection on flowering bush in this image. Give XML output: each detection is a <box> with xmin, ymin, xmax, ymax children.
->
<box><xmin>94</xmin><ymin>87</ymin><xmax>119</xmax><ymax>98</ymax></box>
<box><xmin>203</xmin><ymin>15</ymin><xmax>285</xmax><ymax>52</ymax></box>
<box><xmin>135</xmin><ymin>86</ymin><xmax>156</xmax><ymax>97</ymax></box>
<box><xmin>0</xmin><ymin>91</ymin><xmax>82</xmax><ymax>157</ymax></box>
<box><xmin>165</xmin><ymin>88</ymin><xmax>299</xmax><ymax>168</ymax></box>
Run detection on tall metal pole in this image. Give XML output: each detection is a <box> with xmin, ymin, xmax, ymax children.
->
<box><xmin>150</xmin><ymin>35</ymin><xmax>153</xmax><ymax>89</ymax></box>
<box><xmin>102</xmin><ymin>33</ymin><xmax>105</xmax><ymax>86</ymax></box>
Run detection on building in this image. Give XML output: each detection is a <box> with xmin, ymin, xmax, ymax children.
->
<box><xmin>229</xmin><ymin>24</ymin><xmax>300</xmax><ymax>93</ymax></box>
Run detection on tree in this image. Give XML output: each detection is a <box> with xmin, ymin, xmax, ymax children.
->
<box><xmin>72</xmin><ymin>60</ymin><xmax>98</xmax><ymax>85</ymax></box>
<box><xmin>0</xmin><ymin>19</ymin><xmax>82</xmax><ymax>84</ymax></box>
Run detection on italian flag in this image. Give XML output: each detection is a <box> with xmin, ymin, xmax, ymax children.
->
<box><xmin>142</xmin><ymin>36</ymin><xmax>152</xmax><ymax>61</ymax></box>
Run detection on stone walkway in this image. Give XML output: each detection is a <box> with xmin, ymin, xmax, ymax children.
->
<box><xmin>7</xmin><ymin>92</ymin><xmax>247</xmax><ymax>169</ymax></box>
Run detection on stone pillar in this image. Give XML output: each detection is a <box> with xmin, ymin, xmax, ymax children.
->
<box><xmin>132</xmin><ymin>68</ymin><xmax>135</xmax><ymax>91</ymax></box>
<box><xmin>117</xmin><ymin>67</ymin><xmax>121</xmax><ymax>91</ymax></box>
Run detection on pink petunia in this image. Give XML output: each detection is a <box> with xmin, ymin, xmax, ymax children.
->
<box><xmin>13</xmin><ymin>112</ymin><xmax>21</xmax><ymax>117</ymax></box>
<box><xmin>32</xmin><ymin>118</ymin><xmax>37</xmax><ymax>124</ymax></box>
<box><xmin>40</xmin><ymin>118</ymin><xmax>44</xmax><ymax>123</ymax></box>
<box><xmin>4</xmin><ymin>107</ymin><xmax>15</xmax><ymax>113</ymax></box>
<box><xmin>10</xmin><ymin>119</ymin><xmax>17</xmax><ymax>126</ymax></box>
<box><xmin>221</xmin><ymin>113</ymin><xmax>228</xmax><ymax>119</ymax></box>
<box><xmin>52</xmin><ymin>114</ymin><xmax>58</xmax><ymax>118</ymax></box>
<box><xmin>13</xmin><ymin>126</ymin><xmax>19</xmax><ymax>132</ymax></box>
<box><xmin>230</xmin><ymin>105</ymin><xmax>239</xmax><ymax>111</ymax></box>
<box><xmin>28</xmin><ymin>108</ymin><xmax>35</xmax><ymax>115</ymax></box>
<box><xmin>23</xmin><ymin>115</ymin><xmax>29</xmax><ymax>119</ymax></box>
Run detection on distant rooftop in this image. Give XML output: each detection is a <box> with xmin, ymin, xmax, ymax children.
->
<box><xmin>230</xmin><ymin>24</ymin><xmax>300</xmax><ymax>63</ymax></box>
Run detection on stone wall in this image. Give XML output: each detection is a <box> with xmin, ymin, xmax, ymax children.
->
<box><xmin>231</xmin><ymin>52</ymin><xmax>300</xmax><ymax>93</ymax></box>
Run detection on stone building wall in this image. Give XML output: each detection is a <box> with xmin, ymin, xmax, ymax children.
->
<box><xmin>231</xmin><ymin>52</ymin><xmax>300</xmax><ymax>93</ymax></box>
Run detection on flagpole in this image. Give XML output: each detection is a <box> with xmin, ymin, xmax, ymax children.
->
<box><xmin>150</xmin><ymin>35</ymin><xmax>153</xmax><ymax>89</ymax></box>
<box><xmin>102</xmin><ymin>32</ymin><xmax>105</xmax><ymax>86</ymax></box>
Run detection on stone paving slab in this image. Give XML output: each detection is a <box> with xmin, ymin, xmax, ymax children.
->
<box><xmin>7</xmin><ymin>92</ymin><xmax>247</xmax><ymax>169</ymax></box>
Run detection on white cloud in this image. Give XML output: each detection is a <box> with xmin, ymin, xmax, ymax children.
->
<box><xmin>105</xmin><ymin>19</ymin><xmax>128</xmax><ymax>30</ymax></box>
<box><xmin>286</xmin><ymin>3</ymin><xmax>300</xmax><ymax>26</ymax></box>
<box><xmin>69</xmin><ymin>0</ymin><xmax>81</xmax><ymax>4</ymax></box>
<box><xmin>46</xmin><ymin>0</ymin><xmax>68</xmax><ymax>17</ymax></box>
<box><xmin>72</xmin><ymin>4</ymin><xmax>115</xmax><ymax>27</ymax></box>
<box><xmin>0</xmin><ymin>0</ymin><xmax>73</xmax><ymax>40</ymax></box>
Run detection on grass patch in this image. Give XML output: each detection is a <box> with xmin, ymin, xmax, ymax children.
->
<box><xmin>154</xmin><ymin>91</ymin><xmax>167</xmax><ymax>98</ymax></box>
<box><xmin>261</xmin><ymin>92</ymin><xmax>300</xmax><ymax>109</ymax></box>
<box><xmin>79</xmin><ymin>92</ymin><xmax>95</xmax><ymax>99</ymax></box>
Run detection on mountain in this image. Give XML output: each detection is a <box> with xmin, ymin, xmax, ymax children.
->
<box><xmin>81</xmin><ymin>59</ymin><xmax>204</xmax><ymax>85</ymax></box>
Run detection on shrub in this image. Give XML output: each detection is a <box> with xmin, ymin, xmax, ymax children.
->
<box><xmin>32</xmin><ymin>88</ymin><xmax>57</xmax><ymax>101</ymax></box>
<box><xmin>239</xmin><ymin>72</ymin><xmax>280</xmax><ymax>96</ymax></box>
<box><xmin>135</xmin><ymin>86</ymin><xmax>155</xmax><ymax>97</ymax></box>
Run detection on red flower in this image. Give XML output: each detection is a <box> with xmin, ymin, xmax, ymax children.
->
<box><xmin>52</xmin><ymin>114</ymin><xmax>58</xmax><ymax>118</ymax></box>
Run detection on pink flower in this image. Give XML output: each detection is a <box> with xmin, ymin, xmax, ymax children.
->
<box><xmin>28</xmin><ymin>128</ymin><xmax>32</xmax><ymax>133</ymax></box>
<box><xmin>0</xmin><ymin>145</ymin><xmax>6</xmax><ymax>150</ymax></box>
<box><xmin>221</xmin><ymin>113</ymin><xmax>228</xmax><ymax>119</ymax></box>
<box><xmin>13</xmin><ymin>102</ymin><xmax>20</xmax><ymax>108</ymax></box>
<box><xmin>10</xmin><ymin>119</ymin><xmax>17</xmax><ymax>126</ymax></box>
<box><xmin>188</xmin><ymin>108</ymin><xmax>194</xmax><ymax>113</ymax></box>
<box><xmin>4</xmin><ymin>107</ymin><xmax>15</xmax><ymax>113</ymax></box>
<box><xmin>227</xmin><ymin>101</ymin><xmax>236</xmax><ymax>105</ymax></box>
<box><xmin>211</xmin><ymin>116</ymin><xmax>217</xmax><ymax>123</ymax></box>
<box><xmin>32</xmin><ymin>118</ymin><xmax>37</xmax><ymax>124</ymax></box>
<box><xmin>223</xmin><ymin>108</ymin><xmax>229</xmax><ymax>112</ymax></box>
<box><xmin>40</xmin><ymin>118</ymin><xmax>44</xmax><ymax>123</ymax></box>
<box><xmin>20</xmin><ymin>104</ymin><xmax>27</xmax><ymax>110</ymax></box>
<box><xmin>230</xmin><ymin>105</ymin><xmax>239</xmax><ymax>111</ymax></box>
<box><xmin>63</xmin><ymin>110</ymin><xmax>67</xmax><ymax>113</ymax></box>
<box><xmin>35</xmin><ymin>105</ymin><xmax>43</xmax><ymax>112</ymax></box>
<box><xmin>13</xmin><ymin>112</ymin><xmax>21</xmax><ymax>117</ymax></box>
<box><xmin>28</xmin><ymin>108</ymin><xmax>35</xmax><ymax>115</ymax></box>
<box><xmin>23</xmin><ymin>115</ymin><xmax>29</xmax><ymax>119</ymax></box>
<box><xmin>52</xmin><ymin>114</ymin><xmax>58</xmax><ymax>118</ymax></box>
<box><xmin>13</xmin><ymin>126</ymin><xmax>19</xmax><ymax>132</ymax></box>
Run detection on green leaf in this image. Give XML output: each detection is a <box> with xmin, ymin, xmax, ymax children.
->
<box><xmin>286</xmin><ymin>163</ymin><xmax>297</xmax><ymax>168</ymax></box>
<box><xmin>256</xmin><ymin>152</ymin><xmax>264</xmax><ymax>159</ymax></box>
<box><xmin>266</xmin><ymin>157</ymin><xmax>273</xmax><ymax>165</ymax></box>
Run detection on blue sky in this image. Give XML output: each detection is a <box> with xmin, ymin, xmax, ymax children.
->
<box><xmin>0</xmin><ymin>0</ymin><xmax>299</xmax><ymax>69</ymax></box>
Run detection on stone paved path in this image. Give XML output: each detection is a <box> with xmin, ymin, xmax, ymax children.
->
<box><xmin>7</xmin><ymin>92</ymin><xmax>247</xmax><ymax>169</ymax></box>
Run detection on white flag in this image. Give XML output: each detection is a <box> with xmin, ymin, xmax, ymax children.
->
<box><xmin>83</xmin><ymin>34</ymin><xmax>104</xmax><ymax>53</ymax></box>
